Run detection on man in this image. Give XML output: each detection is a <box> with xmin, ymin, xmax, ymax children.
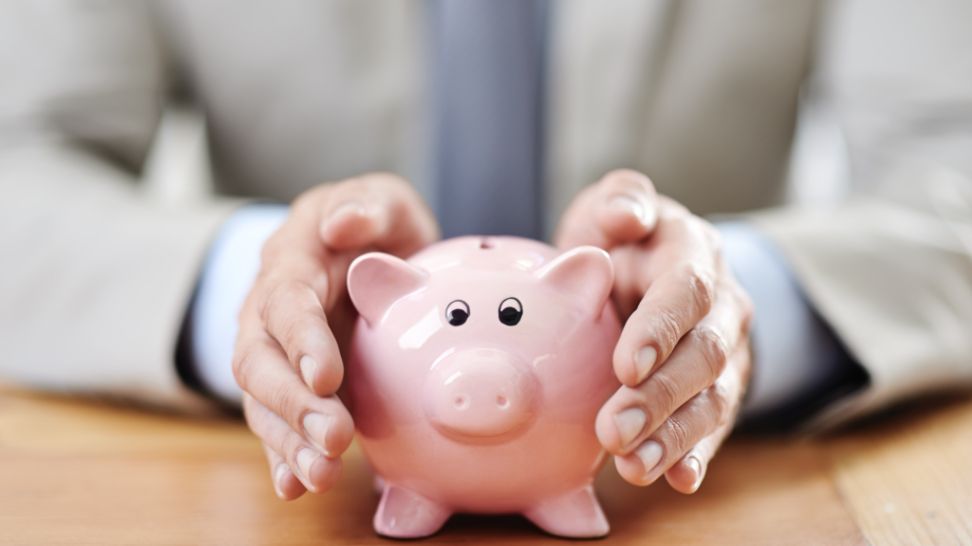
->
<box><xmin>1</xmin><ymin>0</ymin><xmax>970</xmax><ymax>518</ymax></box>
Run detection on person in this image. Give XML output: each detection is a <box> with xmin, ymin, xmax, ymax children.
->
<box><xmin>2</xmin><ymin>0</ymin><xmax>970</xmax><ymax>505</ymax></box>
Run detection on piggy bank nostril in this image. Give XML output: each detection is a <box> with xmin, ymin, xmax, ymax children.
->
<box><xmin>453</xmin><ymin>394</ymin><xmax>469</xmax><ymax>410</ymax></box>
<box><xmin>496</xmin><ymin>395</ymin><xmax>509</xmax><ymax>409</ymax></box>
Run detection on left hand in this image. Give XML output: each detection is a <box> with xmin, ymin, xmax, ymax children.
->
<box><xmin>555</xmin><ymin>170</ymin><xmax>753</xmax><ymax>493</ymax></box>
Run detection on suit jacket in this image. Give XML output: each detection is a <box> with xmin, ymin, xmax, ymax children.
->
<box><xmin>1</xmin><ymin>0</ymin><xmax>970</xmax><ymax>428</ymax></box>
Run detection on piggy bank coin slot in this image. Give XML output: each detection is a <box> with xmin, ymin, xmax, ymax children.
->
<box><xmin>479</xmin><ymin>237</ymin><xmax>495</xmax><ymax>249</ymax></box>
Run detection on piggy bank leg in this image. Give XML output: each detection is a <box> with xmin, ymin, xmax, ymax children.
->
<box><xmin>373</xmin><ymin>483</ymin><xmax>451</xmax><ymax>538</ymax></box>
<box><xmin>523</xmin><ymin>485</ymin><xmax>609</xmax><ymax>538</ymax></box>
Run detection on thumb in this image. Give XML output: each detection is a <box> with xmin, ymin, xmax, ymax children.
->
<box><xmin>593</xmin><ymin>169</ymin><xmax>658</xmax><ymax>244</ymax></box>
<box><xmin>555</xmin><ymin>169</ymin><xmax>658</xmax><ymax>249</ymax></box>
<box><xmin>319</xmin><ymin>173</ymin><xmax>439</xmax><ymax>255</ymax></box>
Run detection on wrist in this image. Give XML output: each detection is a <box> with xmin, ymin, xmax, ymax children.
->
<box><xmin>188</xmin><ymin>203</ymin><xmax>289</xmax><ymax>404</ymax></box>
<box><xmin>717</xmin><ymin>221</ymin><xmax>848</xmax><ymax>420</ymax></box>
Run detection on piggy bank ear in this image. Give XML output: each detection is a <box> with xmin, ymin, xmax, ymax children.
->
<box><xmin>535</xmin><ymin>246</ymin><xmax>614</xmax><ymax>316</ymax></box>
<box><xmin>347</xmin><ymin>252</ymin><xmax>428</xmax><ymax>326</ymax></box>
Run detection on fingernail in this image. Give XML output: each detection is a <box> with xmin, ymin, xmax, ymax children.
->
<box><xmin>613</xmin><ymin>407</ymin><xmax>647</xmax><ymax>448</ymax></box>
<box><xmin>332</xmin><ymin>201</ymin><xmax>367</xmax><ymax>220</ymax></box>
<box><xmin>608</xmin><ymin>195</ymin><xmax>646</xmax><ymax>224</ymax></box>
<box><xmin>322</xmin><ymin>201</ymin><xmax>366</xmax><ymax>232</ymax></box>
<box><xmin>299</xmin><ymin>355</ymin><xmax>317</xmax><ymax>388</ymax></box>
<box><xmin>634</xmin><ymin>346</ymin><xmax>657</xmax><ymax>383</ymax></box>
<box><xmin>636</xmin><ymin>440</ymin><xmax>664</xmax><ymax>475</ymax></box>
<box><xmin>302</xmin><ymin>412</ymin><xmax>334</xmax><ymax>457</ymax></box>
<box><xmin>686</xmin><ymin>456</ymin><xmax>704</xmax><ymax>491</ymax></box>
<box><xmin>296</xmin><ymin>448</ymin><xmax>319</xmax><ymax>492</ymax></box>
<box><xmin>273</xmin><ymin>463</ymin><xmax>290</xmax><ymax>498</ymax></box>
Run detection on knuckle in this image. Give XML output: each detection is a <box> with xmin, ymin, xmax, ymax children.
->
<box><xmin>692</xmin><ymin>326</ymin><xmax>730</xmax><ymax>377</ymax></box>
<box><xmin>261</xmin><ymin>280</ymin><xmax>312</xmax><ymax>327</ymax></box>
<box><xmin>664</xmin><ymin>415</ymin><xmax>692</xmax><ymax>455</ymax></box>
<box><xmin>679</xmin><ymin>263</ymin><xmax>715</xmax><ymax>315</ymax></box>
<box><xmin>707</xmin><ymin>384</ymin><xmax>733</xmax><ymax>426</ymax></box>
<box><xmin>650</xmin><ymin>308</ymin><xmax>682</xmax><ymax>355</ymax></box>
<box><xmin>651</xmin><ymin>371</ymin><xmax>682</xmax><ymax>413</ymax></box>
<box><xmin>241</xmin><ymin>396</ymin><xmax>261</xmax><ymax>430</ymax></box>
<box><xmin>277</xmin><ymin>317</ymin><xmax>305</xmax><ymax>356</ymax></box>
<box><xmin>232</xmin><ymin>349</ymin><xmax>256</xmax><ymax>389</ymax></box>
<box><xmin>266</xmin><ymin>382</ymin><xmax>302</xmax><ymax>424</ymax></box>
<box><xmin>737</xmin><ymin>288</ymin><xmax>756</xmax><ymax>329</ymax></box>
<box><xmin>257</xmin><ymin>282</ymin><xmax>285</xmax><ymax>324</ymax></box>
<box><xmin>257</xmin><ymin>280</ymin><xmax>283</xmax><ymax>323</ymax></box>
<box><xmin>742</xmin><ymin>291</ymin><xmax>755</xmax><ymax>318</ymax></box>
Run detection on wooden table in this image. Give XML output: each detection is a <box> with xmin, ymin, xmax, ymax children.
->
<box><xmin>1</xmin><ymin>387</ymin><xmax>970</xmax><ymax>545</ymax></box>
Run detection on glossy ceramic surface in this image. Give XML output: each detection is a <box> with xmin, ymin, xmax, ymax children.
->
<box><xmin>345</xmin><ymin>236</ymin><xmax>621</xmax><ymax>538</ymax></box>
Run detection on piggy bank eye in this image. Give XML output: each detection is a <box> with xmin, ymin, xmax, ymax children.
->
<box><xmin>445</xmin><ymin>299</ymin><xmax>470</xmax><ymax>326</ymax></box>
<box><xmin>498</xmin><ymin>297</ymin><xmax>523</xmax><ymax>326</ymax></box>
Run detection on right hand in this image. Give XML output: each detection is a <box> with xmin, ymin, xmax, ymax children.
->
<box><xmin>233</xmin><ymin>173</ymin><xmax>439</xmax><ymax>500</ymax></box>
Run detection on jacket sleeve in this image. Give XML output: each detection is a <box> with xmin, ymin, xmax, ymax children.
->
<box><xmin>0</xmin><ymin>2</ymin><xmax>238</xmax><ymax>412</ymax></box>
<box><xmin>752</xmin><ymin>0</ymin><xmax>972</xmax><ymax>430</ymax></box>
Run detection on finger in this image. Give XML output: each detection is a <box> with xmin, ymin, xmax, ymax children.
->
<box><xmin>665</xmin><ymin>344</ymin><xmax>749</xmax><ymax>494</ymax></box>
<box><xmin>554</xmin><ymin>169</ymin><xmax>658</xmax><ymax>249</ymax></box>
<box><xmin>596</xmin><ymin>287</ymin><xmax>740</xmax><ymax>454</ymax></box>
<box><xmin>613</xmin><ymin>257</ymin><xmax>719</xmax><ymax>387</ymax></box>
<box><xmin>262</xmin><ymin>443</ymin><xmax>306</xmax><ymax>500</ymax></box>
<box><xmin>257</xmin><ymin>277</ymin><xmax>344</xmax><ymax>395</ymax></box>
<box><xmin>611</xmin><ymin>381</ymin><xmax>730</xmax><ymax>487</ymax></box>
<box><xmin>600</xmin><ymin>278</ymin><xmax>747</xmax><ymax>454</ymax></box>
<box><xmin>319</xmin><ymin>173</ymin><xmax>439</xmax><ymax>255</ymax></box>
<box><xmin>593</xmin><ymin>170</ymin><xmax>659</xmax><ymax>244</ymax></box>
<box><xmin>233</xmin><ymin>337</ymin><xmax>355</xmax><ymax>458</ymax></box>
<box><xmin>244</xmin><ymin>395</ymin><xmax>343</xmax><ymax>493</ymax></box>
<box><xmin>664</xmin><ymin>428</ymin><xmax>722</xmax><ymax>495</ymax></box>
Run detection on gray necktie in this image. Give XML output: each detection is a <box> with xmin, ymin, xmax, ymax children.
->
<box><xmin>428</xmin><ymin>0</ymin><xmax>547</xmax><ymax>239</ymax></box>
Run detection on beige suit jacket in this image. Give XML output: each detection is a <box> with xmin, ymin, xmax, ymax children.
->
<box><xmin>1</xmin><ymin>1</ymin><xmax>970</xmax><ymax>428</ymax></box>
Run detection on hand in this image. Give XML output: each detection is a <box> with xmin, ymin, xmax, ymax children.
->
<box><xmin>233</xmin><ymin>173</ymin><xmax>439</xmax><ymax>500</ymax></box>
<box><xmin>556</xmin><ymin>170</ymin><xmax>753</xmax><ymax>493</ymax></box>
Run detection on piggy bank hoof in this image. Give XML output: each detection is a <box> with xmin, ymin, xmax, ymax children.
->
<box><xmin>374</xmin><ymin>484</ymin><xmax>452</xmax><ymax>539</ymax></box>
<box><xmin>523</xmin><ymin>485</ymin><xmax>610</xmax><ymax>538</ymax></box>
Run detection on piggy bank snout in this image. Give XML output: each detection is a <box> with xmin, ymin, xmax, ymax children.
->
<box><xmin>426</xmin><ymin>349</ymin><xmax>538</xmax><ymax>439</ymax></box>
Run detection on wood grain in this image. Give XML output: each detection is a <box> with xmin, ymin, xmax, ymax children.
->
<box><xmin>1</xmin><ymin>386</ymin><xmax>969</xmax><ymax>545</ymax></box>
<box><xmin>828</xmin><ymin>397</ymin><xmax>972</xmax><ymax>546</ymax></box>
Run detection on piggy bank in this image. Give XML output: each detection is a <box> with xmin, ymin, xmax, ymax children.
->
<box><xmin>345</xmin><ymin>236</ymin><xmax>621</xmax><ymax>538</ymax></box>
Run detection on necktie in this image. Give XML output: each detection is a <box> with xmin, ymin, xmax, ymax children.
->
<box><xmin>428</xmin><ymin>0</ymin><xmax>547</xmax><ymax>239</ymax></box>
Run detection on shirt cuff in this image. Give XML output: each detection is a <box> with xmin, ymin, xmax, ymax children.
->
<box><xmin>717</xmin><ymin>221</ymin><xmax>853</xmax><ymax>421</ymax></box>
<box><xmin>188</xmin><ymin>204</ymin><xmax>289</xmax><ymax>404</ymax></box>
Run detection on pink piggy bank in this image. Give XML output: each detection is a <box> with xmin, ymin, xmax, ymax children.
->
<box><xmin>345</xmin><ymin>236</ymin><xmax>621</xmax><ymax>538</ymax></box>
